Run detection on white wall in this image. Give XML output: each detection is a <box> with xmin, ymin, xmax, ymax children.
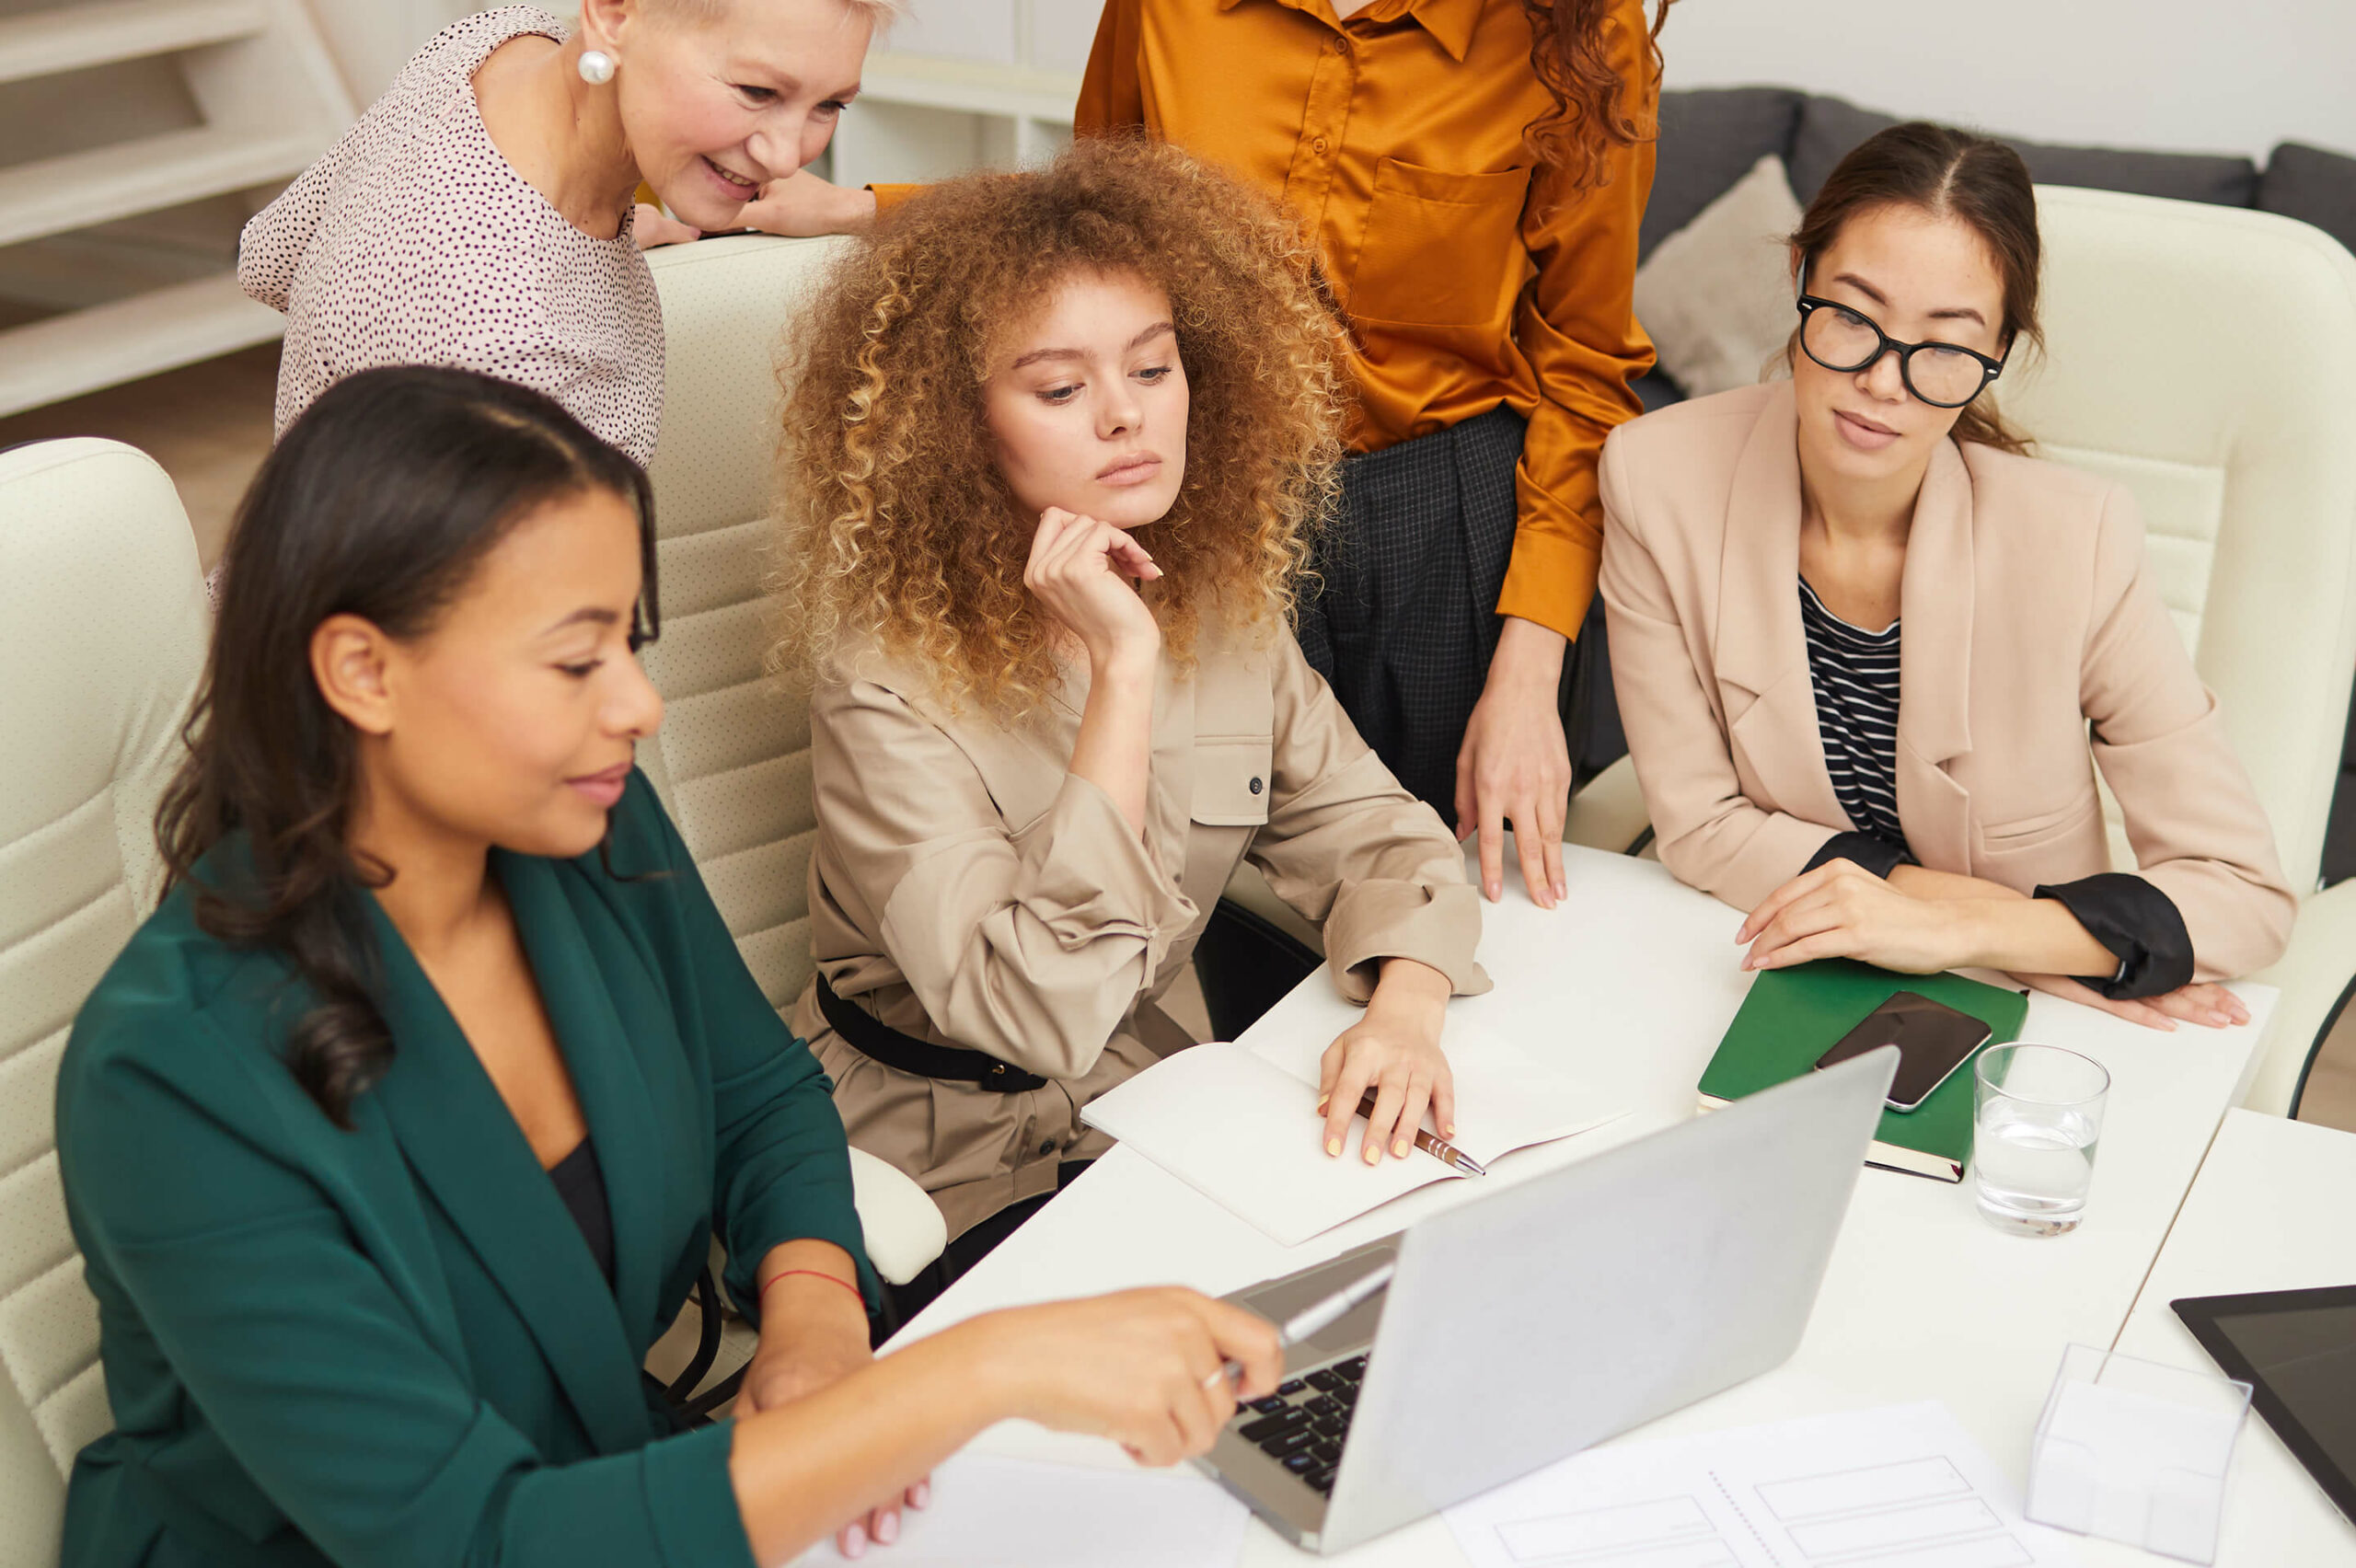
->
<box><xmin>890</xmin><ymin>0</ymin><xmax>1101</xmax><ymax>75</ymax></box>
<box><xmin>297</xmin><ymin>0</ymin><xmax>475</xmax><ymax>103</ymax></box>
<box><xmin>1661</xmin><ymin>0</ymin><xmax>2355</xmax><ymax>163</ymax></box>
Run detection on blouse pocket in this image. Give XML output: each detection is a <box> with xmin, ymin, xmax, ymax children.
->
<box><xmin>1349</xmin><ymin>157</ymin><xmax>1533</xmax><ymax>329</ymax></box>
<box><xmin>1191</xmin><ymin>735</ymin><xmax>1276</xmax><ymax>827</ymax></box>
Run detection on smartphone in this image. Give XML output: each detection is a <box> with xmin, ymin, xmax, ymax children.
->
<box><xmin>1814</xmin><ymin>990</ymin><xmax>1992</xmax><ymax>1112</ymax></box>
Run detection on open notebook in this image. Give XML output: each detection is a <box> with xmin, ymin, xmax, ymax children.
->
<box><xmin>1082</xmin><ymin>1018</ymin><xmax>1622</xmax><ymax>1246</ymax></box>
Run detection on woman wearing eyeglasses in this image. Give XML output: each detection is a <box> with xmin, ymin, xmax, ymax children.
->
<box><xmin>1598</xmin><ymin>122</ymin><xmax>2295</xmax><ymax>1028</ymax></box>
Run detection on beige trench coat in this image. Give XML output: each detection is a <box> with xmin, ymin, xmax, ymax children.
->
<box><xmin>790</xmin><ymin>608</ymin><xmax>1489</xmax><ymax>1239</ymax></box>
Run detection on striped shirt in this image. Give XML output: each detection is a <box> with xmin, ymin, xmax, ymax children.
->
<box><xmin>1798</xmin><ymin>577</ymin><xmax>1906</xmax><ymax>851</ymax></box>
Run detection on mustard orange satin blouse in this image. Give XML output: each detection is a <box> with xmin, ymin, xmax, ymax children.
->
<box><xmin>1063</xmin><ymin>0</ymin><xmax>1658</xmax><ymax>637</ymax></box>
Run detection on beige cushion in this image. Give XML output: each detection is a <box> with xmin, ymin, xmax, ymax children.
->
<box><xmin>641</xmin><ymin>235</ymin><xmax>948</xmax><ymax>1282</ymax></box>
<box><xmin>0</xmin><ymin>439</ymin><xmax>207</xmax><ymax>1568</ymax></box>
<box><xmin>1633</xmin><ymin>153</ymin><xmax>1803</xmax><ymax>398</ymax></box>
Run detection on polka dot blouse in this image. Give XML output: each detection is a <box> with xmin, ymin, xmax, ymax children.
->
<box><xmin>238</xmin><ymin>6</ymin><xmax>664</xmax><ymax>465</ymax></box>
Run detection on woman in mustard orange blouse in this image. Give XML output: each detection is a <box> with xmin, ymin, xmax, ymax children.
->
<box><xmin>766</xmin><ymin>0</ymin><xmax>1672</xmax><ymax>910</ymax></box>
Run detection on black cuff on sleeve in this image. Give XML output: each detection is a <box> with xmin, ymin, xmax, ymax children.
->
<box><xmin>2034</xmin><ymin>872</ymin><xmax>2196</xmax><ymax>999</ymax></box>
<box><xmin>1805</xmin><ymin>832</ymin><xmax>1912</xmax><ymax>880</ymax></box>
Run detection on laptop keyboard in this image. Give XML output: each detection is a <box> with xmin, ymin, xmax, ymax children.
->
<box><xmin>1230</xmin><ymin>1354</ymin><xmax>1367</xmax><ymax>1495</ymax></box>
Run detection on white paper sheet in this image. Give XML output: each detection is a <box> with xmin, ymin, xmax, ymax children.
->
<box><xmin>788</xmin><ymin>1452</ymin><xmax>1249</xmax><ymax>1567</ymax></box>
<box><xmin>1080</xmin><ymin>1019</ymin><xmax>1621</xmax><ymax>1246</ymax></box>
<box><xmin>1443</xmin><ymin>1402</ymin><xmax>2080</xmax><ymax>1568</ymax></box>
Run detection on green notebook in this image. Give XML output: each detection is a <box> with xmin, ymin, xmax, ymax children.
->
<box><xmin>1698</xmin><ymin>959</ymin><xmax>2030</xmax><ymax>1182</ymax></box>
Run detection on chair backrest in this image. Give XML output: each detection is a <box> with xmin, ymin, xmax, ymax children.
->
<box><xmin>636</xmin><ymin>234</ymin><xmax>852</xmax><ymax>1010</ymax></box>
<box><xmin>0</xmin><ymin>440</ymin><xmax>208</xmax><ymax>1568</ymax></box>
<box><xmin>2007</xmin><ymin>188</ymin><xmax>2356</xmax><ymax>890</ymax></box>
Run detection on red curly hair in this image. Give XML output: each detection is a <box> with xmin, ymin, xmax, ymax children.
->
<box><xmin>1519</xmin><ymin>0</ymin><xmax>1677</xmax><ymax>192</ymax></box>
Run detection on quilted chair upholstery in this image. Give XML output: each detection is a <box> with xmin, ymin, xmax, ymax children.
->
<box><xmin>1566</xmin><ymin>188</ymin><xmax>2356</xmax><ymax>1113</ymax></box>
<box><xmin>0</xmin><ymin>440</ymin><xmax>207</xmax><ymax>1568</ymax></box>
<box><xmin>639</xmin><ymin>234</ymin><xmax>947</xmax><ymax>1282</ymax></box>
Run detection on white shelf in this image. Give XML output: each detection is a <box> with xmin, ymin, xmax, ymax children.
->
<box><xmin>0</xmin><ymin>0</ymin><xmax>270</xmax><ymax>87</ymax></box>
<box><xmin>0</xmin><ymin>0</ymin><xmax>349</xmax><ymax>415</ymax></box>
<box><xmin>858</xmin><ymin>51</ymin><xmax>1081</xmax><ymax>123</ymax></box>
<box><xmin>833</xmin><ymin>49</ymin><xmax>1082</xmax><ymax>188</ymax></box>
<box><xmin>0</xmin><ymin>121</ymin><xmax>319</xmax><ymax>250</ymax></box>
<box><xmin>0</xmin><ymin>270</ymin><xmax>283</xmax><ymax>417</ymax></box>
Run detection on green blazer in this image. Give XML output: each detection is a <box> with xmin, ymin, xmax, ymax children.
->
<box><xmin>56</xmin><ymin>774</ymin><xmax>873</xmax><ymax>1568</ymax></box>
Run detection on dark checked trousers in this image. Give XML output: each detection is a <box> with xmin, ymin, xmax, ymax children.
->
<box><xmin>1295</xmin><ymin>403</ymin><xmax>1526</xmax><ymax>824</ymax></box>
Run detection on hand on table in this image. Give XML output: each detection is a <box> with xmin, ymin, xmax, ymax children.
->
<box><xmin>983</xmin><ymin>1287</ymin><xmax>1281</xmax><ymax>1464</ymax></box>
<box><xmin>1454</xmin><ymin>617</ymin><xmax>1571</xmax><ymax>909</ymax></box>
<box><xmin>1738</xmin><ymin>859</ymin><xmax>1969</xmax><ymax>974</ymax></box>
<box><xmin>743</xmin><ymin>1263</ymin><xmax>924</xmax><ymax>1559</ymax></box>
<box><xmin>1316</xmin><ymin>958</ymin><xmax>1454</xmax><ymax>1163</ymax></box>
<box><xmin>2016</xmin><ymin>973</ymin><xmax>2251</xmax><ymax>1032</ymax></box>
<box><xmin>735</xmin><ymin>168</ymin><xmax>878</xmax><ymax>237</ymax></box>
<box><xmin>630</xmin><ymin>203</ymin><xmax>701</xmax><ymax>249</ymax></box>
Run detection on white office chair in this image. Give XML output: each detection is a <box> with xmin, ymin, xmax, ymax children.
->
<box><xmin>639</xmin><ymin>234</ymin><xmax>948</xmax><ymax>1283</ymax></box>
<box><xmin>0</xmin><ymin>439</ymin><xmax>207</xmax><ymax>1568</ymax></box>
<box><xmin>1568</xmin><ymin>188</ymin><xmax>2356</xmax><ymax>1114</ymax></box>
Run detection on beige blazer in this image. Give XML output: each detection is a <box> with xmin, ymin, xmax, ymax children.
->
<box><xmin>790</xmin><ymin>606</ymin><xmax>1488</xmax><ymax>1239</ymax></box>
<box><xmin>1598</xmin><ymin>382</ymin><xmax>2294</xmax><ymax>980</ymax></box>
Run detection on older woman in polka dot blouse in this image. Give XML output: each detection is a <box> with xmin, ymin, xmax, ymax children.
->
<box><xmin>240</xmin><ymin>0</ymin><xmax>885</xmax><ymax>465</ymax></box>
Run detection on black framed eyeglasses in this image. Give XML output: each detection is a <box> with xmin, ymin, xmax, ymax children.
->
<box><xmin>1794</xmin><ymin>270</ymin><xmax>2008</xmax><ymax>409</ymax></box>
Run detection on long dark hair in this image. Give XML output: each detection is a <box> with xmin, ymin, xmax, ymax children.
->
<box><xmin>1517</xmin><ymin>0</ymin><xmax>1677</xmax><ymax>192</ymax></box>
<box><xmin>1787</xmin><ymin>121</ymin><xmax>2044</xmax><ymax>455</ymax></box>
<box><xmin>156</xmin><ymin>366</ymin><xmax>659</xmax><ymax>1127</ymax></box>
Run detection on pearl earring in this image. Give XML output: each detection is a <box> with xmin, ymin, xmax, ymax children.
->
<box><xmin>577</xmin><ymin>49</ymin><xmax>616</xmax><ymax>85</ymax></box>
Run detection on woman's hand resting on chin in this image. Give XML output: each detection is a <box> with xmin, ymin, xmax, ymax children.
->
<box><xmin>1316</xmin><ymin>958</ymin><xmax>1455</xmax><ymax>1162</ymax></box>
<box><xmin>1023</xmin><ymin>507</ymin><xmax>1163</xmax><ymax>674</ymax></box>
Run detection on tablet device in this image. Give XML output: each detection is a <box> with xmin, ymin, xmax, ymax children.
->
<box><xmin>2173</xmin><ymin>1284</ymin><xmax>2356</xmax><ymax>1523</ymax></box>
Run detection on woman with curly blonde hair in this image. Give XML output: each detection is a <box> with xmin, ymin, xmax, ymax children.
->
<box><xmin>768</xmin><ymin>0</ymin><xmax>1676</xmax><ymax>917</ymax></box>
<box><xmin>774</xmin><ymin>139</ymin><xmax>1489</xmax><ymax>1305</ymax></box>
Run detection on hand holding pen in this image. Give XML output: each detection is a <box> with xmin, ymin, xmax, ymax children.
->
<box><xmin>1316</xmin><ymin>957</ymin><xmax>1455</xmax><ymax>1162</ymax></box>
<box><xmin>1207</xmin><ymin>1261</ymin><xmax>1397</xmax><ymax>1389</ymax></box>
<box><xmin>1339</xmin><ymin>1089</ymin><xmax>1484</xmax><ymax>1175</ymax></box>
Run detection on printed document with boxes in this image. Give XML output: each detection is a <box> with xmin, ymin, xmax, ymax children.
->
<box><xmin>1443</xmin><ymin>1401</ymin><xmax>2080</xmax><ymax>1568</ymax></box>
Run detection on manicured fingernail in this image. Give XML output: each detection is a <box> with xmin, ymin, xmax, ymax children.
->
<box><xmin>1444</xmin><ymin>1124</ymin><xmax>1456</xmax><ymax>1137</ymax></box>
<box><xmin>1315</xmin><ymin>1098</ymin><xmax>1328</xmax><ymax>1114</ymax></box>
<box><xmin>877</xmin><ymin>1511</ymin><xmax>900</xmax><ymax>1545</ymax></box>
<box><xmin>844</xmin><ymin>1523</ymin><xmax>868</xmax><ymax>1558</ymax></box>
<box><xmin>1392</xmin><ymin>1139</ymin><xmax>1409</xmax><ymax>1157</ymax></box>
<box><xmin>1326</xmin><ymin>1138</ymin><xmax>1341</xmax><ymax>1157</ymax></box>
<box><xmin>1364</xmin><ymin>1145</ymin><xmax>1380</xmax><ymax>1164</ymax></box>
<box><xmin>912</xmin><ymin>1481</ymin><xmax>931</xmax><ymax>1509</ymax></box>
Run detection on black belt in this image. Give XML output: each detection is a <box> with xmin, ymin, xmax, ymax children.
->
<box><xmin>814</xmin><ymin>973</ymin><xmax>1050</xmax><ymax>1092</ymax></box>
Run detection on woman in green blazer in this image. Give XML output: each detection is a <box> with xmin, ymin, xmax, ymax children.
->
<box><xmin>55</xmin><ymin>366</ymin><xmax>1280</xmax><ymax>1568</ymax></box>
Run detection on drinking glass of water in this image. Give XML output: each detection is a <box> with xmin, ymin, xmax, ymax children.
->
<box><xmin>1971</xmin><ymin>1044</ymin><xmax>2108</xmax><ymax>1237</ymax></box>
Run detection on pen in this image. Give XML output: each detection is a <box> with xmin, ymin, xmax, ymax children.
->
<box><xmin>1349</xmin><ymin>1088</ymin><xmax>1486</xmax><ymax>1176</ymax></box>
<box><xmin>1207</xmin><ymin>1260</ymin><xmax>1398</xmax><ymax>1389</ymax></box>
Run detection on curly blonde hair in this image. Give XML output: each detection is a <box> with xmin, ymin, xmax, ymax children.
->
<box><xmin>770</xmin><ymin>136</ymin><xmax>1346</xmax><ymax>717</ymax></box>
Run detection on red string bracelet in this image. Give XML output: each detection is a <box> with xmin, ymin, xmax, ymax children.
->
<box><xmin>760</xmin><ymin>1268</ymin><xmax>864</xmax><ymax>1309</ymax></box>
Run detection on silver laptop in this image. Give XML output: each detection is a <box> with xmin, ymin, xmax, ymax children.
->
<box><xmin>1196</xmin><ymin>1045</ymin><xmax>1899</xmax><ymax>1554</ymax></box>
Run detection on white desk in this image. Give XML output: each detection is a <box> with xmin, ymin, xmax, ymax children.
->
<box><xmin>2090</xmin><ymin>1108</ymin><xmax>2356</xmax><ymax>1563</ymax></box>
<box><xmin>896</xmin><ymin>845</ymin><xmax>2280</xmax><ymax>1565</ymax></box>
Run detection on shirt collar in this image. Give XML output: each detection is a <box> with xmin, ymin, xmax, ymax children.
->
<box><xmin>1218</xmin><ymin>0</ymin><xmax>1479</xmax><ymax>63</ymax></box>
